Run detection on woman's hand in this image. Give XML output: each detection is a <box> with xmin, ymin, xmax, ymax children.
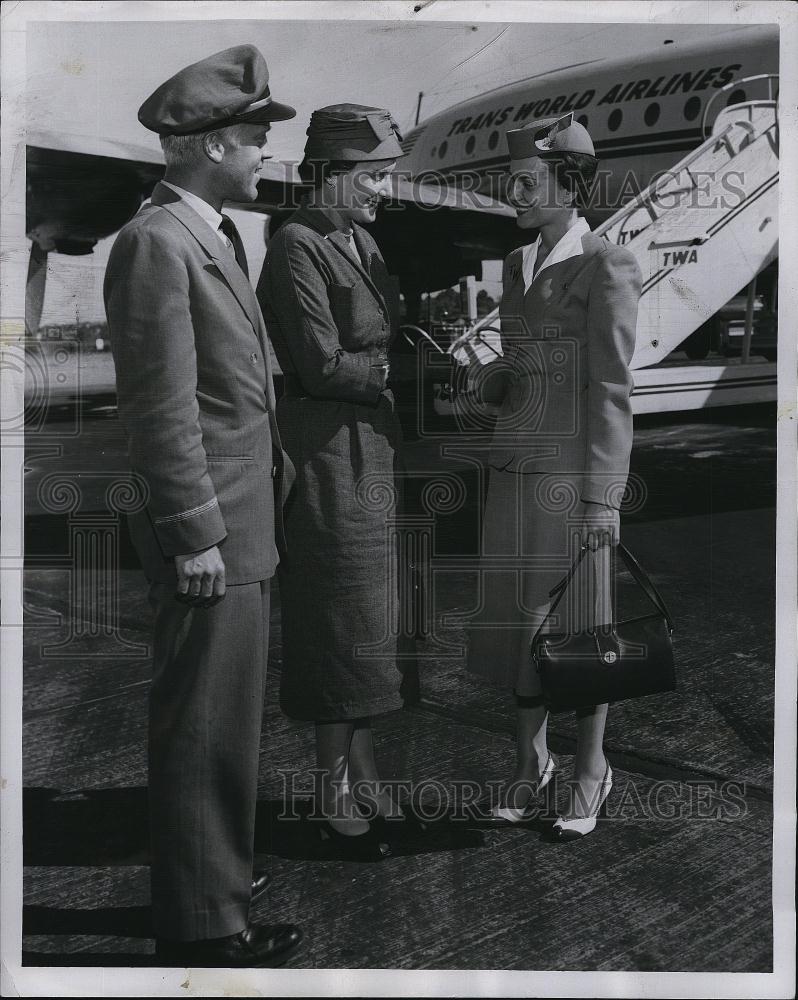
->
<box><xmin>575</xmin><ymin>503</ymin><xmax>620</xmax><ymax>551</ymax></box>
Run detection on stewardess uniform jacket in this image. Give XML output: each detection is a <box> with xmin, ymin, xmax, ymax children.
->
<box><xmin>464</xmin><ymin>228</ymin><xmax>642</xmax><ymax>688</ymax></box>
<box><xmin>483</xmin><ymin>230</ymin><xmax>642</xmax><ymax>509</ymax></box>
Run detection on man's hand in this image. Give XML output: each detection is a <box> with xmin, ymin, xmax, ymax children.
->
<box><xmin>575</xmin><ymin>503</ymin><xmax>620</xmax><ymax>551</ymax></box>
<box><xmin>174</xmin><ymin>545</ymin><xmax>226</xmax><ymax>608</ymax></box>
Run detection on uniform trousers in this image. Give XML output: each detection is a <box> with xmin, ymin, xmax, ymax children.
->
<box><xmin>147</xmin><ymin>579</ymin><xmax>270</xmax><ymax>941</ymax></box>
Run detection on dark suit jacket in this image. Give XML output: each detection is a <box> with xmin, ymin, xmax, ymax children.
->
<box><xmin>104</xmin><ymin>182</ymin><xmax>294</xmax><ymax>584</ymax></box>
<box><xmin>484</xmin><ymin>230</ymin><xmax>642</xmax><ymax>509</ymax></box>
<box><xmin>256</xmin><ymin>203</ymin><xmax>401</xmax><ymax>402</ymax></box>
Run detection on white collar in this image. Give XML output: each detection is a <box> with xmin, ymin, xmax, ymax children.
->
<box><xmin>521</xmin><ymin>216</ymin><xmax>591</xmax><ymax>293</ymax></box>
<box><xmin>161</xmin><ymin>181</ymin><xmax>225</xmax><ymax>239</ymax></box>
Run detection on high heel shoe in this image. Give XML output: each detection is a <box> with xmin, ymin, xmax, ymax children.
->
<box><xmin>481</xmin><ymin>752</ymin><xmax>558</xmax><ymax>825</ymax></box>
<box><xmin>549</xmin><ymin>760</ymin><xmax>613</xmax><ymax>841</ymax></box>
<box><xmin>316</xmin><ymin>819</ymin><xmax>392</xmax><ymax>861</ymax></box>
<box><xmin>350</xmin><ymin>781</ymin><xmax>432</xmax><ymax>836</ymax></box>
<box><xmin>370</xmin><ymin>802</ymin><xmax>431</xmax><ymax>842</ymax></box>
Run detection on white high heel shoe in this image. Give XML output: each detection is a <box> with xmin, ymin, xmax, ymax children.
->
<box><xmin>488</xmin><ymin>752</ymin><xmax>558</xmax><ymax>824</ymax></box>
<box><xmin>550</xmin><ymin>760</ymin><xmax>613</xmax><ymax>841</ymax></box>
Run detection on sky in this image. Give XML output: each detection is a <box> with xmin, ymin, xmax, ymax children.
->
<box><xmin>27</xmin><ymin>16</ymin><xmax>748</xmax><ymax>161</ymax></box>
<box><xmin>25</xmin><ymin>11</ymin><xmax>765</xmax><ymax>322</ymax></box>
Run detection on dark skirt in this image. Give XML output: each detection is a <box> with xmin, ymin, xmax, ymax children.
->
<box><xmin>466</xmin><ymin>467</ymin><xmax>612</xmax><ymax>690</ymax></box>
<box><xmin>276</xmin><ymin>391</ymin><xmax>405</xmax><ymax>721</ymax></box>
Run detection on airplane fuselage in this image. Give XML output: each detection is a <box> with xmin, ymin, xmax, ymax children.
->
<box><xmin>401</xmin><ymin>26</ymin><xmax>778</xmax><ymax>222</ymax></box>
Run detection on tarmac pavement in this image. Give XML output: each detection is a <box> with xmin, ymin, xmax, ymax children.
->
<box><xmin>18</xmin><ymin>401</ymin><xmax>778</xmax><ymax>970</ymax></box>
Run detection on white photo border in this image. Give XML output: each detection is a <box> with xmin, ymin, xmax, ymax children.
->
<box><xmin>1</xmin><ymin>1</ymin><xmax>795</xmax><ymax>997</ymax></box>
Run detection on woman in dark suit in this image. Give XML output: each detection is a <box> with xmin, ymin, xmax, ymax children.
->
<box><xmin>257</xmin><ymin>105</ymin><xmax>407</xmax><ymax>858</ymax></box>
<box><xmin>466</xmin><ymin>113</ymin><xmax>642</xmax><ymax>840</ymax></box>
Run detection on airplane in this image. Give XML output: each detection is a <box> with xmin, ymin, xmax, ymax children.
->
<box><xmin>389</xmin><ymin>23</ymin><xmax>780</xmax><ymax>414</ymax></box>
<box><xmin>399</xmin><ymin>25</ymin><xmax>776</xmax><ymax>218</ymax></box>
<box><xmin>24</xmin><ymin>23</ymin><xmax>779</xmax><ymax>413</ymax></box>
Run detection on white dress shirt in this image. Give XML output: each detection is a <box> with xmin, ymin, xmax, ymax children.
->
<box><xmin>161</xmin><ymin>181</ymin><xmax>232</xmax><ymax>251</ymax></box>
<box><xmin>521</xmin><ymin>216</ymin><xmax>591</xmax><ymax>293</ymax></box>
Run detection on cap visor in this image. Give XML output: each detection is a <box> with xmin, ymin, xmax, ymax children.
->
<box><xmin>242</xmin><ymin>99</ymin><xmax>297</xmax><ymax>123</ymax></box>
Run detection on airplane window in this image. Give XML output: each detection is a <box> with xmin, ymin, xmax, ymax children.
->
<box><xmin>644</xmin><ymin>102</ymin><xmax>660</xmax><ymax>126</ymax></box>
<box><xmin>465</xmin><ymin>135</ymin><xmax>476</xmax><ymax>155</ymax></box>
<box><xmin>439</xmin><ymin>140</ymin><xmax>448</xmax><ymax>158</ymax></box>
<box><xmin>608</xmin><ymin>108</ymin><xmax>622</xmax><ymax>132</ymax></box>
<box><xmin>488</xmin><ymin>130</ymin><xmax>499</xmax><ymax>150</ymax></box>
<box><xmin>576</xmin><ymin>114</ymin><xmax>588</xmax><ymax>128</ymax></box>
<box><xmin>684</xmin><ymin>96</ymin><xmax>701</xmax><ymax>121</ymax></box>
<box><xmin>726</xmin><ymin>89</ymin><xmax>747</xmax><ymax>106</ymax></box>
<box><xmin>430</xmin><ymin>146</ymin><xmax>437</xmax><ymax>158</ymax></box>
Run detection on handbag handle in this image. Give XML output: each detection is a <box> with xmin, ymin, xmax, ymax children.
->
<box><xmin>531</xmin><ymin>541</ymin><xmax>674</xmax><ymax>647</ymax></box>
<box><xmin>614</xmin><ymin>542</ymin><xmax>674</xmax><ymax>631</ymax></box>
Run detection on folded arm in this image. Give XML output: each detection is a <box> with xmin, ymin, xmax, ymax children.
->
<box><xmin>259</xmin><ymin>238</ymin><xmax>387</xmax><ymax>404</ymax></box>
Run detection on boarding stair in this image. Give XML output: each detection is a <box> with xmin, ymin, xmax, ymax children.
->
<box><xmin>596</xmin><ymin>75</ymin><xmax>779</xmax><ymax>369</ymax></box>
<box><xmin>450</xmin><ymin>75</ymin><xmax>779</xmax><ymax>380</ymax></box>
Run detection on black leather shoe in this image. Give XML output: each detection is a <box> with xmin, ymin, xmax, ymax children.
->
<box><xmin>155</xmin><ymin>923</ymin><xmax>302</xmax><ymax>968</ymax></box>
<box><xmin>317</xmin><ymin>820</ymin><xmax>391</xmax><ymax>861</ymax></box>
<box><xmin>251</xmin><ymin>869</ymin><xmax>270</xmax><ymax>901</ymax></box>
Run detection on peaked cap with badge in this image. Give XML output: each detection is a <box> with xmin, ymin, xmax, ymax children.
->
<box><xmin>138</xmin><ymin>44</ymin><xmax>296</xmax><ymax>135</ymax></box>
<box><xmin>506</xmin><ymin>111</ymin><xmax>596</xmax><ymax>160</ymax></box>
<box><xmin>303</xmin><ymin>103</ymin><xmax>406</xmax><ymax>161</ymax></box>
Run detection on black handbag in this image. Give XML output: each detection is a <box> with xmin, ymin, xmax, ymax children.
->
<box><xmin>531</xmin><ymin>542</ymin><xmax>676</xmax><ymax>713</ymax></box>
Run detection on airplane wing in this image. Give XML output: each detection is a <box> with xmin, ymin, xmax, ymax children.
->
<box><xmin>26</xmin><ymin>130</ymin><xmax>290</xmax><ymax>253</ymax></box>
<box><xmin>27</xmin><ymin>131</ymin><xmax>163</xmax><ymax>255</ymax></box>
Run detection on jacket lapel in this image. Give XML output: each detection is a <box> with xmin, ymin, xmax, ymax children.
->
<box><xmin>297</xmin><ymin>204</ymin><xmax>391</xmax><ymax>320</ymax></box>
<box><xmin>151</xmin><ymin>183</ymin><xmax>262</xmax><ymax>338</ymax></box>
<box><xmin>350</xmin><ymin>225</ymin><xmax>391</xmax><ymax>316</ymax></box>
<box><xmin>529</xmin><ymin>241</ymin><xmax>596</xmax><ymax>315</ymax></box>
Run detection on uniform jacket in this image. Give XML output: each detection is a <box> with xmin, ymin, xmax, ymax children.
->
<box><xmin>256</xmin><ymin>202</ymin><xmax>401</xmax><ymax>401</ymax></box>
<box><xmin>256</xmin><ymin>202</ymin><xmax>405</xmax><ymax>721</ymax></box>
<box><xmin>104</xmin><ymin>181</ymin><xmax>294</xmax><ymax>584</ymax></box>
<box><xmin>483</xmin><ymin>230</ymin><xmax>642</xmax><ymax>510</ymax></box>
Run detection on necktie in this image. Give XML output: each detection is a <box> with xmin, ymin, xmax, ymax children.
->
<box><xmin>219</xmin><ymin>215</ymin><xmax>249</xmax><ymax>278</ymax></box>
<box><xmin>342</xmin><ymin>229</ymin><xmax>362</xmax><ymax>265</ymax></box>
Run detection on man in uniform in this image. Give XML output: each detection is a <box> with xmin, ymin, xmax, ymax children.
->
<box><xmin>104</xmin><ymin>46</ymin><xmax>301</xmax><ymax>967</ymax></box>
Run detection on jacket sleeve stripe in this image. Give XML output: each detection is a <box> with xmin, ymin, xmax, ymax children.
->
<box><xmin>153</xmin><ymin>496</ymin><xmax>220</xmax><ymax>526</ymax></box>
